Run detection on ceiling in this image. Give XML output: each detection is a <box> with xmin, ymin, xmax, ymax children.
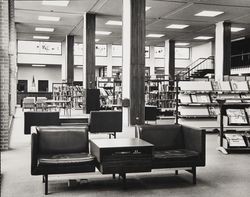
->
<box><xmin>15</xmin><ymin>0</ymin><xmax>250</xmax><ymax>47</ymax></box>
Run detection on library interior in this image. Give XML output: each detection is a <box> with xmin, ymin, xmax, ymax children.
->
<box><xmin>1</xmin><ymin>0</ymin><xmax>250</xmax><ymax>196</ymax></box>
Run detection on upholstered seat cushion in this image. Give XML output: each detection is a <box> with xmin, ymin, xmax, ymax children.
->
<box><xmin>153</xmin><ymin>149</ymin><xmax>199</xmax><ymax>162</ymax></box>
<box><xmin>38</xmin><ymin>153</ymin><xmax>95</xmax><ymax>167</ymax></box>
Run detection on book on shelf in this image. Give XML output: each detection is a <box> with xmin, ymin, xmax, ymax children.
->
<box><xmin>226</xmin><ymin>109</ymin><xmax>249</xmax><ymax>125</ymax></box>
<box><xmin>179</xmin><ymin>94</ymin><xmax>191</xmax><ymax>103</ymax></box>
<box><xmin>230</xmin><ymin>81</ymin><xmax>249</xmax><ymax>91</ymax></box>
<box><xmin>191</xmin><ymin>94</ymin><xmax>211</xmax><ymax>103</ymax></box>
<box><xmin>179</xmin><ymin>106</ymin><xmax>210</xmax><ymax>116</ymax></box>
<box><xmin>208</xmin><ymin>106</ymin><xmax>220</xmax><ymax>116</ymax></box>
<box><xmin>217</xmin><ymin>93</ymin><xmax>241</xmax><ymax>103</ymax></box>
<box><xmin>212</xmin><ymin>81</ymin><xmax>231</xmax><ymax>91</ymax></box>
<box><xmin>241</xmin><ymin>94</ymin><xmax>250</xmax><ymax>103</ymax></box>
<box><xmin>224</xmin><ymin>134</ymin><xmax>247</xmax><ymax>147</ymax></box>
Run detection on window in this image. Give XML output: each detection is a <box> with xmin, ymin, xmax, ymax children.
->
<box><xmin>18</xmin><ymin>41</ymin><xmax>61</xmax><ymax>55</ymax></box>
<box><xmin>175</xmin><ymin>47</ymin><xmax>190</xmax><ymax>59</ymax></box>
<box><xmin>17</xmin><ymin>80</ymin><xmax>28</xmax><ymax>92</ymax></box>
<box><xmin>112</xmin><ymin>45</ymin><xmax>122</xmax><ymax>57</ymax></box>
<box><xmin>74</xmin><ymin>43</ymin><xmax>83</xmax><ymax>56</ymax></box>
<box><xmin>38</xmin><ymin>80</ymin><xmax>48</xmax><ymax>92</ymax></box>
<box><xmin>96</xmin><ymin>44</ymin><xmax>107</xmax><ymax>57</ymax></box>
<box><xmin>154</xmin><ymin>47</ymin><xmax>165</xmax><ymax>59</ymax></box>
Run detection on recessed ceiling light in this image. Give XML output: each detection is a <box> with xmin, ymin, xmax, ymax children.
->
<box><xmin>33</xmin><ymin>36</ymin><xmax>50</xmax><ymax>40</ymax></box>
<box><xmin>32</xmin><ymin>64</ymin><xmax>46</xmax><ymax>67</ymax></box>
<box><xmin>166</xmin><ymin>24</ymin><xmax>189</xmax><ymax>29</ymax></box>
<box><xmin>146</xmin><ymin>34</ymin><xmax>164</xmax><ymax>38</ymax></box>
<box><xmin>175</xmin><ymin>42</ymin><xmax>190</xmax><ymax>46</ymax></box>
<box><xmin>35</xmin><ymin>27</ymin><xmax>54</xmax><ymax>32</ymax></box>
<box><xmin>42</xmin><ymin>1</ymin><xmax>69</xmax><ymax>7</ymax></box>
<box><xmin>231</xmin><ymin>37</ymin><xmax>245</xmax><ymax>42</ymax></box>
<box><xmin>95</xmin><ymin>39</ymin><xmax>100</xmax><ymax>42</ymax></box>
<box><xmin>231</xmin><ymin>27</ymin><xmax>245</xmax><ymax>32</ymax></box>
<box><xmin>38</xmin><ymin>16</ymin><xmax>60</xmax><ymax>22</ymax></box>
<box><xmin>195</xmin><ymin>10</ymin><xmax>224</xmax><ymax>17</ymax></box>
<box><xmin>106</xmin><ymin>20</ymin><xmax>122</xmax><ymax>26</ymax></box>
<box><xmin>95</xmin><ymin>31</ymin><xmax>112</xmax><ymax>35</ymax></box>
<box><xmin>194</xmin><ymin>36</ymin><xmax>213</xmax><ymax>40</ymax></box>
<box><xmin>146</xmin><ymin>6</ymin><xmax>151</xmax><ymax>11</ymax></box>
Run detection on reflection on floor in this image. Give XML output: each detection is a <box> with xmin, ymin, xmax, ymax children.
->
<box><xmin>1</xmin><ymin>107</ymin><xmax>250</xmax><ymax>197</ymax></box>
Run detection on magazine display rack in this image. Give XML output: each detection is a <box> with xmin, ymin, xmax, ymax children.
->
<box><xmin>217</xmin><ymin>98</ymin><xmax>250</xmax><ymax>154</ymax></box>
<box><xmin>178</xmin><ymin>80</ymin><xmax>250</xmax><ymax>132</ymax></box>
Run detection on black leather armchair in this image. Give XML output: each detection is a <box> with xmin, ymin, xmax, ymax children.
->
<box><xmin>31</xmin><ymin>126</ymin><xmax>95</xmax><ymax>195</ymax></box>
<box><xmin>88</xmin><ymin>110</ymin><xmax>122</xmax><ymax>138</ymax></box>
<box><xmin>135</xmin><ymin>124</ymin><xmax>206</xmax><ymax>184</ymax></box>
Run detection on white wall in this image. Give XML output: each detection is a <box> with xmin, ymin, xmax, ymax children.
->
<box><xmin>191</xmin><ymin>42</ymin><xmax>213</xmax><ymax>61</ymax></box>
<box><xmin>17</xmin><ymin>65</ymin><xmax>61</xmax><ymax>92</ymax></box>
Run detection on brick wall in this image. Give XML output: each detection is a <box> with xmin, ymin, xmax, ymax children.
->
<box><xmin>0</xmin><ymin>0</ymin><xmax>10</xmax><ymax>150</ymax></box>
<box><xmin>9</xmin><ymin>0</ymin><xmax>17</xmax><ymax>116</ymax></box>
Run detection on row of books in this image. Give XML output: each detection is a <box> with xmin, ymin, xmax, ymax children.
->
<box><xmin>224</xmin><ymin>133</ymin><xmax>250</xmax><ymax>148</ymax></box>
<box><xmin>226</xmin><ymin>108</ymin><xmax>250</xmax><ymax>125</ymax></box>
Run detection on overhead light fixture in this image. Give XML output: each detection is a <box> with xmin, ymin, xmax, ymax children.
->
<box><xmin>232</xmin><ymin>37</ymin><xmax>245</xmax><ymax>42</ymax></box>
<box><xmin>42</xmin><ymin>1</ymin><xmax>69</xmax><ymax>7</ymax></box>
<box><xmin>76</xmin><ymin>65</ymin><xmax>83</xmax><ymax>68</ymax></box>
<box><xmin>231</xmin><ymin>27</ymin><xmax>245</xmax><ymax>32</ymax></box>
<box><xmin>32</xmin><ymin>64</ymin><xmax>46</xmax><ymax>67</ymax></box>
<box><xmin>106</xmin><ymin>20</ymin><xmax>122</xmax><ymax>26</ymax></box>
<box><xmin>38</xmin><ymin>16</ymin><xmax>60</xmax><ymax>22</ymax></box>
<box><xmin>166</xmin><ymin>24</ymin><xmax>189</xmax><ymax>29</ymax></box>
<box><xmin>95</xmin><ymin>39</ymin><xmax>100</xmax><ymax>42</ymax></box>
<box><xmin>146</xmin><ymin>34</ymin><xmax>164</xmax><ymax>38</ymax></box>
<box><xmin>195</xmin><ymin>10</ymin><xmax>224</xmax><ymax>17</ymax></box>
<box><xmin>146</xmin><ymin>6</ymin><xmax>151</xmax><ymax>11</ymax></box>
<box><xmin>33</xmin><ymin>35</ymin><xmax>50</xmax><ymax>40</ymax></box>
<box><xmin>194</xmin><ymin>36</ymin><xmax>213</xmax><ymax>40</ymax></box>
<box><xmin>95</xmin><ymin>31</ymin><xmax>112</xmax><ymax>35</ymax></box>
<box><xmin>175</xmin><ymin>42</ymin><xmax>190</xmax><ymax>46</ymax></box>
<box><xmin>35</xmin><ymin>27</ymin><xmax>54</xmax><ymax>32</ymax></box>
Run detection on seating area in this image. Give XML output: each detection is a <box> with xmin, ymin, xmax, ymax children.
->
<box><xmin>29</xmin><ymin>110</ymin><xmax>205</xmax><ymax>194</ymax></box>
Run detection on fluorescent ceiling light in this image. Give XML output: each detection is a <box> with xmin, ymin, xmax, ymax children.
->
<box><xmin>166</xmin><ymin>24</ymin><xmax>189</xmax><ymax>29</ymax></box>
<box><xmin>106</xmin><ymin>20</ymin><xmax>122</xmax><ymax>26</ymax></box>
<box><xmin>175</xmin><ymin>42</ymin><xmax>190</xmax><ymax>46</ymax></box>
<box><xmin>95</xmin><ymin>39</ymin><xmax>100</xmax><ymax>42</ymax></box>
<box><xmin>231</xmin><ymin>27</ymin><xmax>245</xmax><ymax>32</ymax></box>
<box><xmin>35</xmin><ymin>27</ymin><xmax>54</xmax><ymax>32</ymax></box>
<box><xmin>146</xmin><ymin>6</ymin><xmax>151</xmax><ymax>11</ymax></box>
<box><xmin>42</xmin><ymin>1</ymin><xmax>69</xmax><ymax>7</ymax></box>
<box><xmin>195</xmin><ymin>10</ymin><xmax>224</xmax><ymax>17</ymax></box>
<box><xmin>146</xmin><ymin>34</ymin><xmax>164</xmax><ymax>38</ymax></box>
<box><xmin>32</xmin><ymin>64</ymin><xmax>46</xmax><ymax>67</ymax></box>
<box><xmin>232</xmin><ymin>37</ymin><xmax>245</xmax><ymax>42</ymax></box>
<box><xmin>76</xmin><ymin>65</ymin><xmax>83</xmax><ymax>68</ymax></box>
<box><xmin>95</xmin><ymin>31</ymin><xmax>112</xmax><ymax>35</ymax></box>
<box><xmin>194</xmin><ymin>36</ymin><xmax>213</xmax><ymax>40</ymax></box>
<box><xmin>33</xmin><ymin>35</ymin><xmax>50</xmax><ymax>40</ymax></box>
<box><xmin>38</xmin><ymin>16</ymin><xmax>60</xmax><ymax>22</ymax></box>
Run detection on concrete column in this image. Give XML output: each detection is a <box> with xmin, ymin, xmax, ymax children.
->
<box><xmin>215</xmin><ymin>21</ymin><xmax>231</xmax><ymax>81</ymax></box>
<box><xmin>122</xmin><ymin>0</ymin><xmax>145</xmax><ymax>126</ymax></box>
<box><xmin>83</xmin><ymin>13</ymin><xmax>96</xmax><ymax>89</ymax></box>
<box><xmin>0</xmin><ymin>0</ymin><xmax>10</xmax><ymax>150</ymax></box>
<box><xmin>66</xmin><ymin>35</ymin><xmax>74</xmax><ymax>84</ymax></box>
<box><xmin>164</xmin><ymin>39</ymin><xmax>175</xmax><ymax>80</ymax></box>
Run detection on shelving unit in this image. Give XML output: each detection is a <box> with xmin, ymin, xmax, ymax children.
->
<box><xmin>177</xmin><ymin>80</ymin><xmax>250</xmax><ymax>132</ymax></box>
<box><xmin>217</xmin><ymin>99</ymin><xmax>250</xmax><ymax>154</ymax></box>
<box><xmin>145</xmin><ymin>75</ymin><xmax>176</xmax><ymax>117</ymax></box>
<box><xmin>97</xmin><ymin>77</ymin><xmax>122</xmax><ymax>108</ymax></box>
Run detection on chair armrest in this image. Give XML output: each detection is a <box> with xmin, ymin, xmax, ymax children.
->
<box><xmin>182</xmin><ymin>125</ymin><xmax>206</xmax><ymax>166</ymax></box>
<box><xmin>31</xmin><ymin>133</ymin><xmax>39</xmax><ymax>175</ymax></box>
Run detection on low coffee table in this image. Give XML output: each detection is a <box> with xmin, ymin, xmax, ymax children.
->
<box><xmin>90</xmin><ymin>138</ymin><xmax>153</xmax><ymax>185</ymax></box>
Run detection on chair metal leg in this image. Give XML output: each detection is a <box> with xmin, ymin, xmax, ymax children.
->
<box><xmin>44</xmin><ymin>174</ymin><xmax>48</xmax><ymax>195</ymax></box>
<box><xmin>175</xmin><ymin>170</ymin><xmax>178</xmax><ymax>175</ymax></box>
<box><xmin>192</xmin><ymin>167</ymin><xmax>196</xmax><ymax>184</ymax></box>
<box><xmin>42</xmin><ymin>175</ymin><xmax>45</xmax><ymax>183</ymax></box>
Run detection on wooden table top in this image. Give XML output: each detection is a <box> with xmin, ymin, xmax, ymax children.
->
<box><xmin>90</xmin><ymin>138</ymin><xmax>153</xmax><ymax>149</ymax></box>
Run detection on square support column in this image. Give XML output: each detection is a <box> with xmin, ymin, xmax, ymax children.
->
<box><xmin>66</xmin><ymin>35</ymin><xmax>74</xmax><ymax>84</ymax></box>
<box><xmin>215</xmin><ymin>21</ymin><xmax>231</xmax><ymax>81</ymax></box>
<box><xmin>164</xmin><ymin>39</ymin><xmax>175</xmax><ymax>81</ymax></box>
<box><xmin>83</xmin><ymin>13</ymin><xmax>96</xmax><ymax>89</ymax></box>
<box><xmin>122</xmin><ymin>0</ymin><xmax>145</xmax><ymax>126</ymax></box>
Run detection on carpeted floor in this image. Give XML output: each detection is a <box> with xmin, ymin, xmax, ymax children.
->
<box><xmin>1</xmin><ymin>108</ymin><xmax>250</xmax><ymax>197</ymax></box>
